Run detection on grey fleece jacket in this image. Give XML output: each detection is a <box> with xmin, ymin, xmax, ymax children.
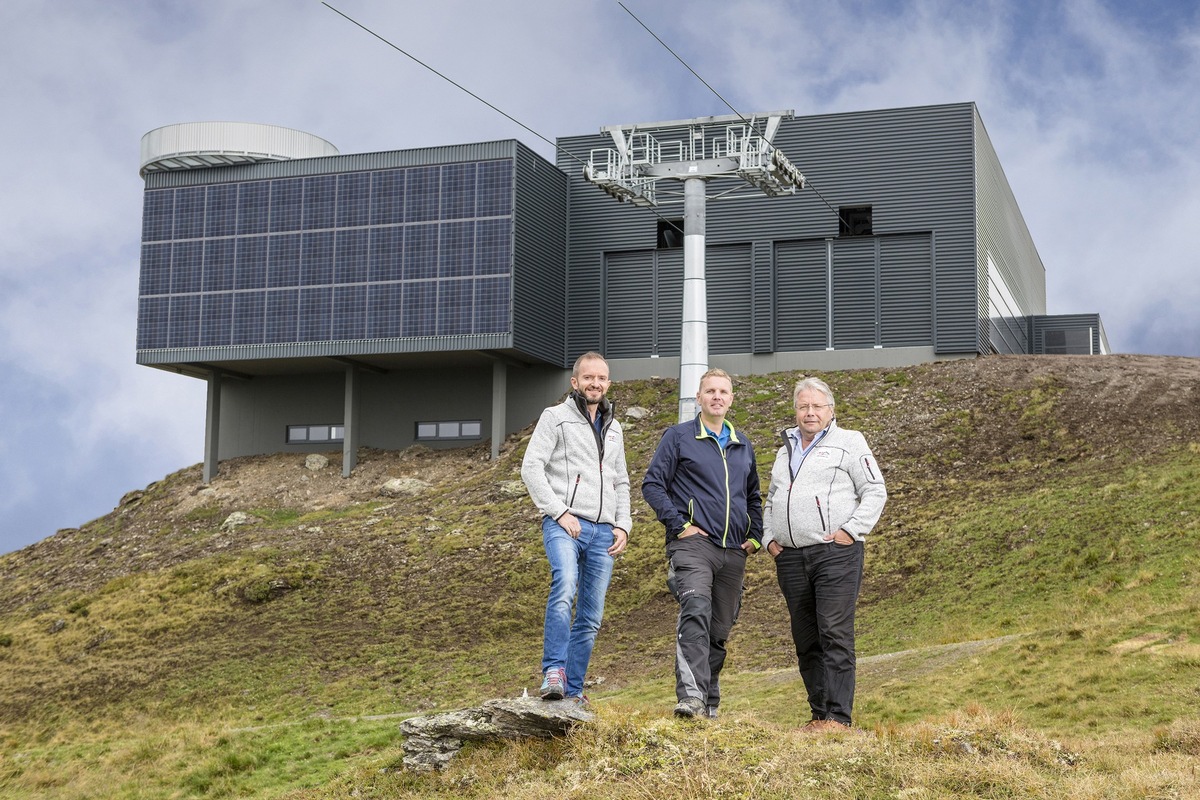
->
<box><xmin>521</xmin><ymin>393</ymin><xmax>633</xmax><ymax>534</ymax></box>
<box><xmin>763</xmin><ymin>420</ymin><xmax>887</xmax><ymax>548</ymax></box>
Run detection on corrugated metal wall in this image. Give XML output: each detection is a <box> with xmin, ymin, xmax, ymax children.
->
<box><xmin>511</xmin><ymin>142</ymin><xmax>568</xmax><ymax>365</ymax></box>
<box><xmin>974</xmin><ymin>108</ymin><xmax>1048</xmax><ymax>355</ymax></box>
<box><xmin>1030</xmin><ymin>313</ymin><xmax>1109</xmax><ymax>355</ymax></box>
<box><xmin>558</xmin><ymin>103</ymin><xmax>979</xmax><ymax>362</ymax></box>
<box><xmin>776</xmin><ymin>239</ymin><xmax>829</xmax><ymax>350</ymax></box>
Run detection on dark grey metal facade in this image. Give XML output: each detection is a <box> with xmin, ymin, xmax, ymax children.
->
<box><xmin>135</xmin><ymin>102</ymin><xmax>1106</xmax><ymax>474</ymax></box>
<box><xmin>1031</xmin><ymin>314</ymin><xmax>1110</xmax><ymax>355</ymax></box>
<box><xmin>137</xmin><ymin>139</ymin><xmax>566</xmax><ymax>371</ymax></box>
<box><xmin>135</xmin><ymin>138</ymin><xmax>572</xmax><ymax>470</ymax></box>
<box><xmin>511</xmin><ymin>145</ymin><xmax>568</xmax><ymax>365</ymax></box>
<box><xmin>557</xmin><ymin>103</ymin><xmax>985</xmax><ymax>363</ymax></box>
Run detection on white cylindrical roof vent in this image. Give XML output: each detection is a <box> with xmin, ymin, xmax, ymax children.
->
<box><xmin>139</xmin><ymin>122</ymin><xmax>339</xmax><ymax>177</ymax></box>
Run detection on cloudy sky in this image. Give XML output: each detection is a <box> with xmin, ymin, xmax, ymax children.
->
<box><xmin>1</xmin><ymin>0</ymin><xmax>1197</xmax><ymax>555</ymax></box>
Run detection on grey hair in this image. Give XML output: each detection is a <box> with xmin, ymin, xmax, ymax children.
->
<box><xmin>793</xmin><ymin>377</ymin><xmax>835</xmax><ymax>408</ymax></box>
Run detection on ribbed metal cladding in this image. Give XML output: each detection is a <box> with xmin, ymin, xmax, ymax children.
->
<box><xmin>832</xmin><ymin>237</ymin><xmax>879</xmax><ymax>349</ymax></box>
<box><xmin>511</xmin><ymin>142</ymin><xmax>569</xmax><ymax>366</ymax></box>
<box><xmin>880</xmin><ymin>234</ymin><xmax>934</xmax><ymax>347</ymax></box>
<box><xmin>603</xmin><ymin>250</ymin><xmax>655</xmax><ymax>358</ymax></box>
<box><xmin>706</xmin><ymin>244</ymin><xmax>753</xmax><ymax>354</ymax></box>
<box><xmin>655</xmin><ymin>249</ymin><xmax>684</xmax><ymax>356</ymax></box>
<box><xmin>557</xmin><ymin>135</ymin><xmax>657</xmax><ymax>359</ymax></box>
<box><xmin>559</xmin><ymin>103</ymin><xmax>981</xmax><ymax>360</ymax></box>
<box><xmin>775</xmin><ymin>239</ymin><xmax>829</xmax><ymax>350</ymax></box>
<box><xmin>785</xmin><ymin>104</ymin><xmax>974</xmax><ymax>355</ymax></box>
<box><xmin>135</xmin><ymin>333</ymin><xmax>514</xmax><ymax>365</ymax></box>
<box><xmin>752</xmin><ymin>241</ymin><xmax>774</xmax><ymax>353</ymax></box>
<box><xmin>1030</xmin><ymin>313</ymin><xmax>1109</xmax><ymax>355</ymax></box>
<box><xmin>974</xmin><ymin>108</ymin><xmax>1047</xmax><ymax>356</ymax></box>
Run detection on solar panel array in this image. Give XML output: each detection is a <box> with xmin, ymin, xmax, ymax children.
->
<box><xmin>137</xmin><ymin>160</ymin><xmax>514</xmax><ymax>349</ymax></box>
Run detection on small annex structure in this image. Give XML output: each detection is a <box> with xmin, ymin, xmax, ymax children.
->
<box><xmin>134</xmin><ymin>103</ymin><xmax>1109</xmax><ymax>481</ymax></box>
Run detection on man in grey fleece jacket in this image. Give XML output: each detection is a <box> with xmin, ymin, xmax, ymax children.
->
<box><xmin>763</xmin><ymin>377</ymin><xmax>886</xmax><ymax>730</ymax></box>
<box><xmin>521</xmin><ymin>352</ymin><xmax>631</xmax><ymax>703</ymax></box>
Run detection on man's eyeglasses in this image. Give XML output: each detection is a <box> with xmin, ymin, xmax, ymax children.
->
<box><xmin>796</xmin><ymin>403</ymin><xmax>832</xmax><ymax>413</ymax></box>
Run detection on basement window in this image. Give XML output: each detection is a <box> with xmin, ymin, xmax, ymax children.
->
<box><xmin>287</xmin><ymin>424</ymin><xmax>345</xmax><ymax>444</ymax></box>
<box><xmin>1043</xmin><ymin>328</ymin><xmax>1093</xmax><ymax>355</ymax></box>
<box><xmin>657</xmin><ymin>219</ymin><xmax>684</xmax><ymax>249</ymax></box>
<box><xmin>839</xmin><ymin>206</ymin><xmax>873</xmax><ymax>237</ymax></box>
<box><xmin>415</xmin><ymin>420</ymin><xmax>483</xmax><ymax>441</ymax></box>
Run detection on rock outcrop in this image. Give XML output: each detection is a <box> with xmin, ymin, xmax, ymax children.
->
<box><xmin>399</xmin><ymin>696</ymin><xmax>593</xmax><ymax>772</ymax></box>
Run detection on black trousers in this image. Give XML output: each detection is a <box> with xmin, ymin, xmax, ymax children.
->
<box><xmin>666</xmin><ymin>535</ymin><xmax>747</xmax><ymax>707</ymax></box>
<box><xmin>774</xmin><ymin>541</ymin><xmax>864</xmax><ymax>725</ymax></box>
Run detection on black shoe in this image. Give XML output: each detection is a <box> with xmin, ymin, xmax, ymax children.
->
<box><xmin>673</xmin><ymin>697</ymin><xmax>706</xmax><ymax>718</ymax></box>
<box><xmin>706</xmin><ymin>705</ymin><xmax>719</xmax><ymax>719</ymax></box>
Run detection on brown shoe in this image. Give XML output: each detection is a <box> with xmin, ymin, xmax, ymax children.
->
<box><xmin>802</xmin><ymin>719</ymin><xmax>850</xmax><ymax>733</ymax></box>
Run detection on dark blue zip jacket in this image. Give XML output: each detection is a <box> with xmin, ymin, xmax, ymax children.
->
<box><xmin>642</xmin><ymin>415</ymin><xmax>763</xmax><ymax>549</ymax></box>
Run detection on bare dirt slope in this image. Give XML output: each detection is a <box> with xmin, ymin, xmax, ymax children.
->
<box><xmin>5</xmin><ymin>353</ymin><xmax>1199</xmax><ymax>610</ymax></box>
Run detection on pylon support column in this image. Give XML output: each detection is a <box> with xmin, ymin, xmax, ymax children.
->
<box><xmin>678</xmin><ymin>176</ymin><xmax>709</xmax><ymax>422</ymax></box>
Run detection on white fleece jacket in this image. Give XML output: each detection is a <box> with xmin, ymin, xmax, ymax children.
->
<box><xmin>520</xmin><ymin>394</ymin><xmax>632</xmax><ymax>534</ymax></box>
<box><xmin>763</xmin><ymin>420</ymin><xmax>886</xmax><ymax>548</ymax></box>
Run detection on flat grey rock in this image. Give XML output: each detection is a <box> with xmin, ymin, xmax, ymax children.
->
<box><xmin>399</xmin><ymin>696</ymin><xmax>592</xmax><ymax>771</ymax></box>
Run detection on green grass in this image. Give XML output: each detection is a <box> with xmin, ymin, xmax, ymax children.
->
<box><xmin>2</xmin><ymin>357</ymin><xmax>1199</xmax><ymax>798</ymax></box>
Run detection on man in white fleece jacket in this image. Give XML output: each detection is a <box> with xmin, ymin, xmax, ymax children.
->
<box><xmin>521</xmin><ymin>352</ymin><xmax>631</xmax><ymax>703</ymax></box>
<box><xmin>763</xmin><ymin>377</ymin><xmax>887</xmax><ymax>731</ymax></box>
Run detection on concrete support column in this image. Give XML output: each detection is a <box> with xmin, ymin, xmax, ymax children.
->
<box><xmin>491</xmin><ymin>360</ymin><xmax>507</xmax><ymax>460</ymax></box>
<box><xmin>203</xmin><ymin>371</ymin><xmax>222</xmax><ymax>483</ymax></box>
<box><xmin>679</xmin><ymin>176</ymin><xmax>709</xmax><ymax>422</ymax></box>
<box><xmin>342</xmin><ymin>364</ymin><xmax>360</xmax><ymax>478</ymax></box>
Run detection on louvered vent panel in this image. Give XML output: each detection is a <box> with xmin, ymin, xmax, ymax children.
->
<box><xmin>832</xmin><ymin>238</ymin><xmax>877</xmax><ymax>349</ymax></box>
<box><xmin>775</xmin><ymin>239</ymin><xmax>828</xmax><ymax>350</ymax></box>
<box><xmin>706</xmin><ymin>244</ymin><xmax>753</xmax><ymax>354</ymax></box>
<box><xmin>880</xmin><ymin>233</ymin><xmax>933</xmax><ymax>347</ymax></box>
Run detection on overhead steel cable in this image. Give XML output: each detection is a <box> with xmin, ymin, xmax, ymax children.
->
<box><xmin>321</xmin><ymin>1</ymin><xmax>686</xmax><ymax>234</ymax></box>
<box><xmin>616</xmin><ymin>2</ymin><xmax>746</xmax><ymax>124</ymax></box>
<box><xmin>616</xmin><ymin>1</ymin><xmax>851</xmax><ymax>227</ymax></box>
<box><xmin>321</xmin><ymin>2</ymin><xmax>578</xmax><ymax>166</ymax></box>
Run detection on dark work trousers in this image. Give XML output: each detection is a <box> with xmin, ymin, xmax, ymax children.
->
<box><xmin>666</xmin><ymin>535</ymin><xmax>747</xmax><ymax>708</ymax></box>
<box><xmin>774</xmin><ymin>541</ymin><xmax>864</xmax><ymax>725</ymax></box>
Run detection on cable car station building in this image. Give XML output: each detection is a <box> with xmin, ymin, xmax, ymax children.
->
<box><xmin>136</xmin><ymin>103</ymin><xmax>1108</xmax><ymax>480</ymax></box>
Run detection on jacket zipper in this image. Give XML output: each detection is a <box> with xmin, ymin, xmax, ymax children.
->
<box><xmin>569</xmin><ymin>396</ymin><xmax>612</xmax><ymax>521</ymax></box>
<box><xmin>720</xmin><ymin>443</ymin><xmax>731</xmax><ymax>547</ymax></box>
<box><xmin>595</xmin><ymin>410</ymin><xmax>608</xmax><ymax>521</ymax></box>
<box><xmin>815</xmin><ymin>495</ymin><xmax>827</xmax><ymax>533</ymax></box>
<box><xmin>569</xmin><ymin>473</ymin><xmax>581</xmax><ymax>508</ymax></box>
<box><xmin>863</xmin><ymin>456</ymin><xmax>877</xmax><ymax>481</ymax></box>
<box><xmin>782</xmin><ymin>432</ymin><xmax>797</xmax><ymax>547</ymax></box>
<box><xmin>700</xmin><ymin>427</ymin><xmax>733</xmax><ymax>546</ymax></box>
<box><xmin>784</xmin><ymin>480</ymin><xmax>795</xmax><ymax>545</ymax></box>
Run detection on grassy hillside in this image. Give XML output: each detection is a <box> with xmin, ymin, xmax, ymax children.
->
<box><xmin>1</xmin><ymin>354</ymin><xmax>1198</xmax><ymax>798</ymax></box>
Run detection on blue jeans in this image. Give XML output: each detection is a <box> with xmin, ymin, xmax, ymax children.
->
<box><xmin>542</xmin><ymin>515</ymin><xmax>615</xmax><ymax>697</ymax></box>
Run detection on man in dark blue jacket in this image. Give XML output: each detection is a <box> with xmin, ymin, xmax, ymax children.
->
<box><xmin>642</xmin><ymin>368</ymin><xmax>763</xmax><ymax>718</ymax></box>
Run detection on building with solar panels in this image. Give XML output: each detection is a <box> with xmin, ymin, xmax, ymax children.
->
<box><xmin>136</xmin><ymin>104</ymin><xmax>1108</xmax><ymax>480</ymax></box>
